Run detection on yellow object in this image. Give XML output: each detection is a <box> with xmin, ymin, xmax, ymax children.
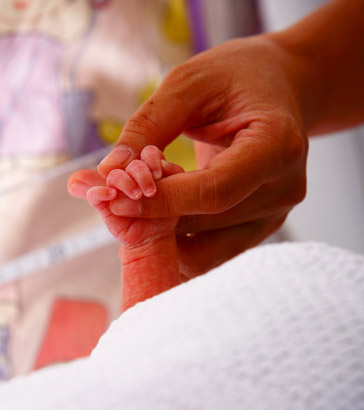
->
<box><xmin>98</xmin><ymin>120</ymin><xmax>124</xmax><ymax>145</ymax></box>
<box><xmin>164</xmin><ymin>135</ymin><xmax>196</xmax><ymax>171</ymax></box>
<box><xmin>102</xmin><ymin>78</ymin><xmax>195</xmax><ymax>171</ymax></box>
<box><xmin>163</xmin><ymin>0</ymin><xmax>191</xmax><ymax>44</ymax></box>
<box><xmin>98</xmin><ymin>119</ymin><xmax>195</xmax><ymax>171</ymax></box>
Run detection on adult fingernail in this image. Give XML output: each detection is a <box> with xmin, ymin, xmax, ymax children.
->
<box><xmin>111</xmin><ymin>198</ymin><xmax>141</xmax><ymax>216</ymax></box>
<box><xmin>100</xmin><ymin>146</ymin><xmax>132</xmax><ymax>167</ymax></box>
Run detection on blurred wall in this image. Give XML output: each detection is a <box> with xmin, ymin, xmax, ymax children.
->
<box><xmin>259</xmin><ymin>0</ymin><xmax>364</xmax><ymax>254</ymax></box>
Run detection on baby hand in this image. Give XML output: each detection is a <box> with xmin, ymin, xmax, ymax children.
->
<box><xmin>105</xmin><ymin>145</ymin><xmax>183</xmax><ymax>200</ymax></box>
<box><xmin>81</xmin><ymin>146</ymin><xmax>184</xmax><ymax>248</ymax></box>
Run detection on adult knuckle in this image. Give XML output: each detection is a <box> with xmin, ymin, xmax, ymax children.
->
<box><xmin>280</xmin><ymin>174</ymin><xmax>307</xmax><ymax>208</ymax></box>
<box><xmin>281</xmin><ymin>115</ymin><xmax>308</xmax><ymax>165</ymax></box>
<box><xmin>198</xmin><ymin>171</ymin><xmax>228</xmax><ymax>214</ymax></box>
<box><xmin>166</xmin><ymin>62</ymin><xmax>195</xmax><ymax>84</ymax></box>
<box><xmin>285</xmin><ymin>131</ymin><xmax>307</xmax><ymax>166</ymax></box>
<box><xmin>164</xmin><ymin>62</ymin><xmax>204</xmax><ymax>97</ymax></box>
<box><xmin>160</xmin><ymin>189</ymin><xmax>174</xmax><ymax>216</ymax></box>
<box><xmin>123</xmin><ymin>109</ymin><xmax>160</xmax><ymax>143</ymax></box>
<box><xmin>270</xmin><ymin>112</ymin><xmax>307</xmax><ymax>170</ymax></box>
<box><xmin>291</xmin><ymin>175</ymin><xmax>307</xmax><ymax>204</ymax></box>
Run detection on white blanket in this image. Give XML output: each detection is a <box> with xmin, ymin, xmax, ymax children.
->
<box><xmin>1</xmin><ymin>242</ymin><xmax>364</xmax><ymax>410</ymax></box>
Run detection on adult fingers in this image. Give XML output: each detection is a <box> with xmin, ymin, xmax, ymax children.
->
<box><xmin>108</xmin><ymin>133</ymin><xmax>276</xmax><ymax>218</ymax></box>
<box><xmin>67</xmin><ymin>170</ymin><xmax>106</xmax><ymax>199</ymax></box>
<box><xmin>97</xmin><ymin>89</ymin><xmax>186</xmax><ymax>177</ymax></box>
<box><xmin>176</xmin><ymin>213</ymin><xmax>287</xmax><ymax>278</ymax></box>
<box><xmin>176</xmin><ymin>175</ymin><xmax>306</xmax><ymax>234</ymax></box>
<box><xmin>97</xmin><ymin>62</ymin><xmax>221</xmax><ymax>178</ymax></box>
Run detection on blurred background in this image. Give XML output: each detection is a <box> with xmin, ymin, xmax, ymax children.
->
<box><xmin>0</xmin><ymin>0</ymin><xmax>363</xmax><ymax>381</ymax></box>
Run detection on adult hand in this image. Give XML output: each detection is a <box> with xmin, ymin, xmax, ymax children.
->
<box><xmin>93</xmin><ymin>35</ymin><xmax>309</xmax><ymax>277</ymax></box>
<box><xmin>65</xmin><ymin>35</ymin><xmax>309</xmax><ymax>277</ymax></box>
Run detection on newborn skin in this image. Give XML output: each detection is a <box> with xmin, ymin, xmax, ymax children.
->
<box><xmin>68</xmin><ymin>146</ymin><xmax>184</xmax><ymax>312</ymax></box>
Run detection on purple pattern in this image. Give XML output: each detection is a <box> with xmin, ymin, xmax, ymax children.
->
<box><xmin>186</xmin><ymin>0</ymin><xmax>208</xmax><ymax>53</ymax></box>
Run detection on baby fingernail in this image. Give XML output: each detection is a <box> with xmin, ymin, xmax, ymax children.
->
<box><xmin>145</xmin><ymin>186</ymin><xmax>157</xmax><ymax>197</ymax></box>
<box><xmin>106</xmin><ymin>188</ymin><xmax>117</xmax><ymax>198</ymax></box>
<box><xmin>111</xmin><ymin>198</ymin><xmax>141</xmax><ymax>216</ymax></box>
<box><xmin>100</xmin><ymin>146</ymin><xmax>132</xmax><ymax>166</ymax></box>
<box><xmin>132</xmin><ymin>189</ymin><xmax>142</xmax><ymax>199</ymax></box>
<box><xmin>153</xmin><ymin>170</ymin><xmax>162</xmax><ymax>180</ymax></box>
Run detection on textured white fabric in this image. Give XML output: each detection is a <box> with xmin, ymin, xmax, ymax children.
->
<box><xmin>1</xmin><ymin>242</ymin><xmax>364</xmax><ymax>409</ymax></box>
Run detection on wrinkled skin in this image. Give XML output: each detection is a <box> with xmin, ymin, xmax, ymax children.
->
<box><xmin>96</xmin><ymin>36</ymin><xmax>309</xmax><ymax>277</ymax></box>
<box><xmin>69</xmin><ymin>0</ymin><xmax>364</xmax><ymax>278</ymax></box>
<box><xmin>68</xmin><ymin>146</ymin><xmax>184</xmax><ymax>311</ymax></box>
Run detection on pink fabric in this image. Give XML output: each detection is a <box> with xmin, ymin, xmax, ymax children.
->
<box><xmin>0</xmin><ymin>34</ymin><xmax>66</xmax><ymax>156</ymax></box>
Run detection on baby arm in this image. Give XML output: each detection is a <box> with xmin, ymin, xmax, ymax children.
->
<box><xmin>69</xmin><ymin>146</ymin><xmax>184</xmax><ymax>312</ymax></box>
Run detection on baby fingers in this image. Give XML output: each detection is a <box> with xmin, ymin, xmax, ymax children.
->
<box><xmin>106</xmin><ymin>169</ymin><xmax>143</xmax><ymax>200</ymax></box>
<box><xmin>86</xmin><ymin>186</ymin><xmax>134</xmax><ymax>241</ymax></box>
<box><xmin>140</xmin><ymin>145</ymin><xmax>184</xmax><ymax>178</ymax></box>
<box><xmin>105</xmin><ymin>144</ymin><xmax>184</xmax><ymax>204</ymax></box>
<box><xmin>108</xmin><ymin>160</ymin><xmax>157</xmax><ymax>198</ymax></box>
<box><xmin>86</xmin><ymin>186</ymin><xmax>117</xmax><ymax>208</ymax></box>
<box><xmin>140</xmin><ymin>145</ymin><xmax>164</xmax><ymax>180</ymax></box>
<box><xmin>161</xmin><ymin>160</ymin><xmax>184</xmax><ymax>176</ymax></box>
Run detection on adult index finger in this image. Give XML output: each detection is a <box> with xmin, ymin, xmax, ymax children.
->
<box><xmin>108</xmin><ymin>134</ymin><xmax>272</xmax><ymax>218</ymax></box>
<box><xmin>97</xmin><ymin>64</ymin><xmax>207</xmax><ymax>179</ymax></box>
